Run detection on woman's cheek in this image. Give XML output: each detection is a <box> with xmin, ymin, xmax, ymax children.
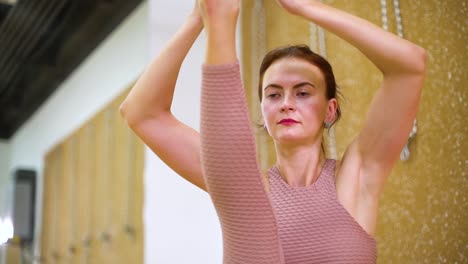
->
<box><xmin>301</xmin><ymin>99</ymin><xmax>326</xmax><ymax>117</ymax></box>
<box><xmin>262</xmin><ymin>105</ymin><xmax>276</xmax><ymax>130</ymax></box>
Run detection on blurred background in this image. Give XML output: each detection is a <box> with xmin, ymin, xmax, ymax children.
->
<box><xmin>0</xmin><ymin>0</ymin><xmax>466</xmax><ymax>263</ymax></box>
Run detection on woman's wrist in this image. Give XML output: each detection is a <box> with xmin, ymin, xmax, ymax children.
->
<box><xmin>205</xmin><ymin>32</ymin><xmax>237</xmax><ymax>65</ymax></box>
<box><xmin>200</xmin><ymin>0</ymin><xmax>239</xmax><ymax>65</ymax></box>
<box><xmin>200</xmin><ymin>0</ymin><xmax>239</xmax><ymax>31</ymax></box>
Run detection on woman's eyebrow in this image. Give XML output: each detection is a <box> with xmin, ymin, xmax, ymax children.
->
<box><xmin>263</xmin><ymin>84</ymin><xmax>283</xmax><ymax>91</ymax></box>
<box><xmin>264</xmin><ymin>81</ymin><xmax>317</xmax><ymax>91</ymax></box>
<box><xmin>293</xmin><ymin>82</ymin><xmax>316</xmax><ymax>89</ymax></box>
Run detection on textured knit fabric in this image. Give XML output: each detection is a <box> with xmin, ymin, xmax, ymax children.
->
<box><xmin>200</xmin><ymin>62</ymin><xmax>377</xmax><ymax>263</ymax></box>
<box><xmin>269</xmin><ymin>159</ymin><xmax>378</xmax><ymax>263</ymax></box>
<box><xmin>201</xmin><ymin>62</ymin><xmax>285</xmax><ymax>264</ymax></box>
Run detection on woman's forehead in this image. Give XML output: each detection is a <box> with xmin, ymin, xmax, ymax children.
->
<box><xmin>263</xmin><ymin>58</ymin><xmax>325</xmax><ymax>87</ymax></box>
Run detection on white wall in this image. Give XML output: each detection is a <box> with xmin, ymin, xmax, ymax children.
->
<box><xmin>0</xmin><ymin>140</ymin><xmax>11</xmax><ymax>216</ymax></box>
<box><xmin>7</xmin><ymin>1</ymin><xmax>223</xmax><ymax>263</ymax></box>
<box><xmin>0</xmin><ymin>141</ymin><xmax>10</xmax><ymax>178</ymax></box>
<box><xmin>0</xmin><ymin>140</ymin><xmax>11</xmax><ymax>264</ymax></box>
<box><xmin>145</xmin><ymin>1</ymin><xmax>222</xmax><ymax>263</ymax></box>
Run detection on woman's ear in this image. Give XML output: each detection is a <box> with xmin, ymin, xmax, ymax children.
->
<box><xmin>325</xmin><ymin>98</ymin><xmax>338</xmax><ymax>124</ymax></box>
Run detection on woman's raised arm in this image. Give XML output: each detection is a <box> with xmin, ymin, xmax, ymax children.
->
<box><xmin>278</xmin><ymin>0</ymin><xmax>426</xmax><ymax>194</ymax></box>
<box><xmin>198</xmin><ymin>1</ymin><xmax>285</xmax><ymax>262</ymax></box>
<box><xmin>120</xmin><ymin>4</ymin><xmax>207</xmax><ymax>191</ymax></box>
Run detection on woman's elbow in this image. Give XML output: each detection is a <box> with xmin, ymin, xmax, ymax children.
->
<box><xmin>119</xmin><ymin>100</ymin><xmax>130</xmax><ymax>121</ymax></box>
<box><xmin>120</xmin><ymin>99</ymin><xmax>168</xmax><ymax>130</ymax></box>
<box><xmin>410</xmin><ymin>45</ymin><xmax>427</xmax><ymax>75</ymax></box>
<box><xmin>119</xmin><ymin>100</ymin><xmax>140</xmax><ymax>128</ymax></box>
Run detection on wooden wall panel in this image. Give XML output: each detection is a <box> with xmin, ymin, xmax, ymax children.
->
<box><xmin>40</xmin><ymin>87</ymin><xmax>144</xmax><ymax>264</ymax></box>
<box><xmin>5</xmin><ymin>244</ymin><xmax>21</xmax><ymax>264</ymax></box>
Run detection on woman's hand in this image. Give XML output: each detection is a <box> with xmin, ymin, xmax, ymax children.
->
<box><xmin>198</xmin><ymin>0</ymin><xmax>240</xmax><ymax>64</ymax></box>
<box><xmin>198</xmin><ymin>0</ymin><xmax>240</xmax><ymax>27</ymax></box>
<box><xmin>189</xmin><ymin>0</ymin><xmax>203</xmax><ymax>26</ymax></box>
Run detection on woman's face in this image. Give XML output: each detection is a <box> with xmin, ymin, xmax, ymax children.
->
<box><xmin>261</xmin><ymin>58</ymin><xmax>337</xmax><ymax>145</ymax></box>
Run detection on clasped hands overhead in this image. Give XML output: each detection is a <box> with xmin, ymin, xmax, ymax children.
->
<box><xmin>194</xmin><ymin>0</ymin><xmax>319</xmax><ymax>26</ymax></box>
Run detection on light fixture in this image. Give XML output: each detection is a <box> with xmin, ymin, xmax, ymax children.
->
<box><xmin>0</xmin><ymin>0</ymin><xmax>17</xmax><ymax>6</ymax></box>
<box><xmin>0</xmin><ymin>217</ymin><xmax>14</xmax><ymax>245</ymax></box>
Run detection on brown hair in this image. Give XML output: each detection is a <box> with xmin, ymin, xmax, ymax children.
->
<box><xmin>258</xmin><ymin>44</ymin><xmax>342</xmax><ymax>128</ymax></box>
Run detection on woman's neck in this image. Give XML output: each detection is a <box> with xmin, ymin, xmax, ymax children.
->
<box><xmin>274</xmin><ymin>142</ymin><xmax>326</xmax><ymax>187</ymax></box>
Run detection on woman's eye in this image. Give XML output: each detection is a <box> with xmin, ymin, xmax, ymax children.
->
<box><xmin>267</xmin><ymin>93</ymin><xmax>280</xmax><ymax>99</ymax></box>
<box><xmin>297</xmin><ymin>92</ymin><xmax>309</xmax><ymax>97</ymax></box>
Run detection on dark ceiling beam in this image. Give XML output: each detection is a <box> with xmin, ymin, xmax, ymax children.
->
<box><xmin>0</xmin><ymin>0</ymin><xmax>143</xmax><ymax>139</ymax></box>
<box><xmin>0</xmin><ymin>0</ymin><xmax>69</xmax><ymax>101</ymax></box>
<box><xmin>0</xmin><ymin>0</ymin><xmax>38</xmax><ymax>99</ymax></box>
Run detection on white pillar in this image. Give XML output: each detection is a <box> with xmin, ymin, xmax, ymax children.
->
<box><xmin>145</xmin><ymin>1</ymin><xmax>222</xmax><ymax>263</ymax></box>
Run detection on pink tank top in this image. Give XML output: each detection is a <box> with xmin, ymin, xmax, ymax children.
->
<box><xmin>201</xmin><ymin>62</ymin><xmax>376</xmax><ymax>263</ymax></box>
<box><xmin>268</xmin><ymin>159</ymin><xmax>377</xmax><ymax>263</ymax></box>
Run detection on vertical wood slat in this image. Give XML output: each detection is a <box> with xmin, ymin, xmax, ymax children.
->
<box><xmin>52</xmin><ymin>148</ymin><xmax>59</xmax><ymax>264</ymax></box>
<box><xmin>58</xmin><ymin>139</ymin><xmax>73</xmax><ymax>263</ymax></box>
<box><xmin>92</xmin><ymin>111</ymin><xmax>104</xmax><ymax>264</ymax></box>
<box><xmin>74</xmin><ymin>126</ymin><xmax>84</xmax><ymax>264</ymax></box>
<box><xmin>70</xmin><ymin>124</ymin><xmax>94</xmax><ymax>264</ymax></box>
<box><xmin>75</xmin><ymin>123</ymin><xmax>95</xmax><ymax>264</ymax></box>
<box><xmin>97</xmin><ymin>105</ymin><xmax>121</xmax><ymax>264</ymax></box>
<box><xmin>132</xmin><ymin>131</ymin><xmax>145</xmax><ymax>264</ymax></box>
<box><xmin>5</xmin><ymin>244</ymin><xmax>21</xmax><ymax>264</ymax></box>
<box><xmin>111</xmin><ymin>100</ymin><xmax>127</xmax><ymax>264</ymax></box>
<box><xmin>51</xmin><ymin>146</ymin><xmax>62</xmax><ymax>264</ymax></box>
<box><xmin>65</xmin><ymin>137</ymin><xmax>76</xmax><ymax>263</ymax></box>
<box><xmin>40</xmin><ymin>153</ymin><xmax>52</xmax><ymax>264</ymax></box>
<box><xmin>67</xmin><ymin>132</ymin><xmax>77</xmax><ymax>264</ymax></box>
<box><xmin>88</xmin><ymin>122</ymin><xmax>97</xmax><ymax>264</ymax></box>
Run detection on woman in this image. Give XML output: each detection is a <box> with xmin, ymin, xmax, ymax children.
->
<box><xmin>120</xmin><ymin>0</ymin><xmax>426</xmax><ymax>263</ymax></box>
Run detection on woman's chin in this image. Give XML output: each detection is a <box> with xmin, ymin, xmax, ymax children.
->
<box><xmin>271</xmin><ymin>129</ymin><xmax>320</xmax><ymax>146</ymax></box>
<box><xmin>274</xmin><ymin>133</ymin><xmax>308</xmax><ymax>144</ymax></box>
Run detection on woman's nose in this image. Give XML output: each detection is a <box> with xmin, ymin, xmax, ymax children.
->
<box><xmin>280</xmin><ymin>95</ymin><xmax>295</xmax><ymax>112</ymax></box>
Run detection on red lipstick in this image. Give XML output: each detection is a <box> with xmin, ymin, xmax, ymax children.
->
<box><xmin>278</xmin><ymin>118</ymin><xmax>299</xmax><ymax>125</ymax></box>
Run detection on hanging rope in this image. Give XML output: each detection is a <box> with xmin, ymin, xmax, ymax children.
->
<box><xmin>309</xmin><ymin>1</ymin><xmax>337</xmax><ymax>160</ymax></box>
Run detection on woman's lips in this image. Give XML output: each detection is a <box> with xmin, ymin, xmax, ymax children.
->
<box><xmin>278</xmin><ymin>118</ymin><xmax>299</xmax><ymax>125</ymax></box>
